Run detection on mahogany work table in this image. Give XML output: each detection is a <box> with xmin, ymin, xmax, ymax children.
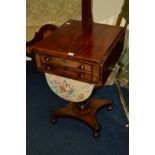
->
<box><xmin>32</xmin><ymin>20</ymin><xmax>125</xmax><ymax>138</ymax></box>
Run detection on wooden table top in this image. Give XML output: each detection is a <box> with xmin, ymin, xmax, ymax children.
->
<box><xmin>35</xmin><ymin>20</ymin><xmax>124</xmax><ymax>64</ymax></box>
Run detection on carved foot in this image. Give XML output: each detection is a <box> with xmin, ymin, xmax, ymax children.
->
<box><xmin>108</xmin><ymin>105</ymin><xmax>113</xmax><ymax>110</ymax></box>
<box><xmin>93</xmin><ymin>125</ymin><xmax>101</xmax><ymax>139</ymax></box>
<box><xmin>51</xmin><ymin>116</ymin><xmax>57</xmax><ymax>124</ymax></box>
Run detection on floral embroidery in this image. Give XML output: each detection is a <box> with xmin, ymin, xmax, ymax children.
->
<box><xmin>45</xmin><ymin>73</ymin><xmax>95</xmax><ymax>102</ymax></box>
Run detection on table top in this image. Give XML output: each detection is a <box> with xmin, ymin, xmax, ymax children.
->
<box><xmin>35</xmin><ymin>20</ymin><xmax>124</xmax><ymax>64</ymax></box>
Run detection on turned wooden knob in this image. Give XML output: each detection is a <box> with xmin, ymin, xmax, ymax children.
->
<box><xmin>45</xmin><ymin>56</ymin><xmax>51</xmax><ymax>62</ymax></box>
<box><xmin>79</xmin><ymin>64</ymin><xmax>85</xmax><ymax>70</ymax></box>
<box><xmin>80</xmin><ymin>74</ymin><xmax>85</xmax><ymax>79</ymax></box>
<box><xmin>46</xmin><ymin>66</ymin><xmax>51</xmax><ymax>71</ymax></box>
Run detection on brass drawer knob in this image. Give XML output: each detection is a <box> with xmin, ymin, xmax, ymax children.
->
<box><xmin>79</xmin><ymin>64</ymin><xmax>85</xmax><ymax>70</ymax></box>
<box><xmin>45</xmin><ymin>56</ymin><xmax>51</xmax><ymax>62</ymax></box>
<box><xmin>80</xmin><ymin>74</ymin><xmax>85</xmax><ymax>79</ymax></box>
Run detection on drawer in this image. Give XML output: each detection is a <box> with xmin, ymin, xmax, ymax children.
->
<box><xmin>42</xmin><ymin>63</ymin><xmax>92</xmax><ymax>82</ymax></box>
<box><xmin>40</xmin><ymin>54</ymin><xmax>92</xmax><ymax>72</ymax></box>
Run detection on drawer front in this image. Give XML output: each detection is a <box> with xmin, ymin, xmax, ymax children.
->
<box><xmin>42</xmin><ymin>63</ymin><xmax>92</xmax><ymax>82</ymax></box>
<box><xmin>40</xmin><ymin>54</ymin><xmax>92</xmax><ymax>72</ymax></box>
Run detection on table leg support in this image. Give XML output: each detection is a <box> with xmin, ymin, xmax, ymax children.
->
<box><xmin>51</xmin><ymin>98</ymin><xmax>112</xmax><ymax>138</ymax></box>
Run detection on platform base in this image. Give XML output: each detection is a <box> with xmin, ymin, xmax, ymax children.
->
<box><xmin>51</xmin><ymin>98</ymin><xmax>112</xmax><ymax>138</ymax></box>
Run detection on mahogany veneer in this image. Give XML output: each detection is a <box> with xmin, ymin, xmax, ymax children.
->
<box><xmin>33</xmin><ymin>20</ymin><xmax>125</xmax><ymax>86</ymax></box>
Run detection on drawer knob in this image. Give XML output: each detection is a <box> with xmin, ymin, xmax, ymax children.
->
<box><xmin>45</xmin><ymin>56</ymin><xmax>51</xmax><ymax>62</ymax></box>
<box><xmin>46</xmin><ymin>66</ymin><xmax>51</xmax><ymax>71</ymax></box>
<box><xmin>80</xmin><ymin>74</ymin><xmax>85</xmax><ymax>79</ymax></box>
<box><xmin>79</xmin><ymin>64</ymin><xmax>85</xmax><ymax>70</ymax></box>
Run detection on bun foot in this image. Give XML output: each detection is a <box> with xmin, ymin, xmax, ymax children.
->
<box><xmin>108</xmin><ymin>105</ymin><xmax>113</xmax><ymax>110</ymax></box>
<box><xmin>51</xmin><ymin>116</ymin><xmax>57</xmax><ymax>124</ymax></box>
<box><xmin>93</xmin><ymin>129</ymin><xmax>101</xmax><ymax>138</ymax></box>
<box><xmin>93</xmin><ymin>125</ymin><xmax>101</xmax><ymax>139</ymax></box>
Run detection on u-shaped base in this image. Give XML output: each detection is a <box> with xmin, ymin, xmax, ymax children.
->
<box><xmin>51</xmin><ymin>98</ymin><xmax>112</xmax><ymax>138</ymax></box>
